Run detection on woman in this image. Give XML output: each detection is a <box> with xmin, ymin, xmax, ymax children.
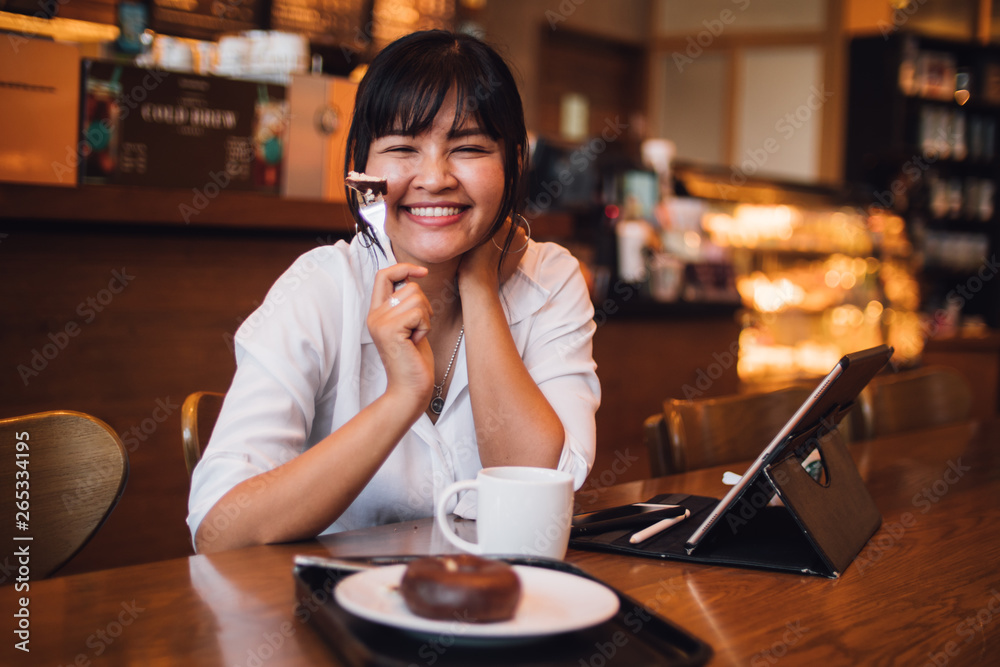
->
<box><xmin>188</xmin><ymin>30</ymin><xmax>600</xmax><ymax>553</ymax></box>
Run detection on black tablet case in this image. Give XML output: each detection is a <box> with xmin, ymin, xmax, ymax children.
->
<box><xmin>570</xmin><ymin>423</ymin><xmax>882</xmax><ymax>579</ymax></box>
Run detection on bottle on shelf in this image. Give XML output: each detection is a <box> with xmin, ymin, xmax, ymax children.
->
<box><xmin>116</xmin><ymin>0</ymin><xmax>152</xmax><ymax>56</ymax></box>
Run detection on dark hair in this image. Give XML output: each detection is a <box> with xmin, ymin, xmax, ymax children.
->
<box><xmin>345</xmin><ymin>29</ymin><xmax>528</xmax><ymax>262</ymax></box>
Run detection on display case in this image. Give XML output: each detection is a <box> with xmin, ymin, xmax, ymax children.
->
<box><xmin>659</xmin><ymin>165</ymin><xmax>921</xmax><ymax>386</ymax></box>
<box><xmin>845</xmin><ymin>32</ymin><xmax>1000</xmax><ymax>333</ymax></box>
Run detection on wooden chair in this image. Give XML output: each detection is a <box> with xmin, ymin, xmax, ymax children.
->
<box><xmin>645</xmin><ymin>385</ymin><xmax>824</xmax><ymax>477</ymax></box>
<box><xmin>181</xmin><ymin>391</ymin><xmax>225</xmax><ymax>477</ymax></box>
<box><xmin>0</xmin><ymin>411</ymin><xmax>128</xmax><ymax>579</ymax></box>
<box><xmin>855</xmin><ymin>365</ymin><xmax>972</xmax><ymax>439</ymax></box>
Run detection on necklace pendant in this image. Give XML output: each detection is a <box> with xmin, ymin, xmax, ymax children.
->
<box><xmin>430</xmin><ymin>396</ymin><xmax>445</xmax><ymax>415</ymax></box>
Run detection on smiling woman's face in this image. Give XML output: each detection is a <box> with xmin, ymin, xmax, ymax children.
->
<box><xmin>365</xmin><ymin>89</ymin><xmax>506</xmax><ymax>269</ymax></box>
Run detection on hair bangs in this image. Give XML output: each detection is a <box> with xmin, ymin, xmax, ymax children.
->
<box><xmin>366</xmin><ymin>59</ymin><xmax>497</xmax><ymax>142</ymax></box>
<box><xmin>379</xmin><ymin>77</ymin><xmax>448</xmax><ymax>137</ymax></box>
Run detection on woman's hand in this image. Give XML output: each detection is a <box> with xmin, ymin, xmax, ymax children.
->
<box><xmin>455</xmin><ymin>215</ymin><xmax>565</xmax><ymax>472</ymax></box>
<box><xmin>458</xmin><ymin>216</ymin><xmax>528</xmax><ymax>290</ymax></box>
<box><xmin>367</xmin><ymin>263</ymin><xmax>434</xmax><ymax>417</ymax></box>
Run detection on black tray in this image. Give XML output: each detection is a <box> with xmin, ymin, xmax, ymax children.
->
<box><xmin>293</xmin><ymin>555</ymin><xmax>712</xmax><ymax>666</ymax></box>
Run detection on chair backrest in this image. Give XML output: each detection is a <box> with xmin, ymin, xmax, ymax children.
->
<box><xmin>645</xmin><ymin>385</ymin><xmax>819</xmax><ymax>477</ymax></box>
<box><xmin>0</xmin><ymin>411</ymin><xmax>128</xmax><ymax>579</ymax></box>
<box><xmin>182</xmin><ymin>391</ymin><xmax>225</xmax><ymax>477</ymax></box>
<box><xmin>857</xmin><ymin>365</ymin><xmax>972</xmax><ymax>439</ymax></box>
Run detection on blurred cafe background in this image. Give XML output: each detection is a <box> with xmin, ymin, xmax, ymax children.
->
<box><xmin>2</xmin><ymin>0</ymin><xmax>999</xmax><ymax>574</ymax></box>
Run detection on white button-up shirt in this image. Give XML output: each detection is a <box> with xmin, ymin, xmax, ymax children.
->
<box><xmin>187</xmin><ymin>232</ymin><xmax>600</xmax><ymax>545</ymax></box>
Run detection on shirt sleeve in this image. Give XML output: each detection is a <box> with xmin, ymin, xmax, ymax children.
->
<box><xmin>186</xmin><ymin>247</ymin><xmax>345</xmax><ymax>546</ymax></box>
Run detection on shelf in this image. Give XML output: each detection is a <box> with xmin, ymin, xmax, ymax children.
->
<box><xmin>0</xmin><ymin>182</ymin><xmax>356</xmax><ymax>232</ymax></box>
<box><xmin>0</xmin><ymin>182</ymin><xmax>578</xmax><ymax>239</ymax></box>
<box><xmin>901</xmin><ymin>94</ymin><xmax>1000</xmax><ymax>113</ymax></box>
<box><xmin>731</xmin><ymin>245</ymin><xmax>875</xmax><ymax>259</ymax></box>
<box><xmin>604</xmin><ymin>296</ymin><xmax>741</xmax><ymax>321</ymax></box>
<box><xmin>924</xmin><ymin>331</ymin><xmax>1000</xmax><ymax>353</ymax></box>
<box><xmin>845</xmin><ymin>32</ymin><xmax>1000</xmax><ymax>328</ymax></box>
<box><xmin>918</xmin><ymin>216</ymin><xmax>995</xmax><ymax>229</ymax></box>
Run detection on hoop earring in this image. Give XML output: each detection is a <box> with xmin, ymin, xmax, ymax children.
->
<box><xmin>492</xmin><ymin>213</ymin><xmax>531</xmax><ymax>253</ymax></box>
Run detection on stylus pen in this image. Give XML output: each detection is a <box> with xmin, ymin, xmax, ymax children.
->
<box><xmin>629</xmin><ymin>509</ymin><xmax>691</xmax><ymax>544</ymax></box>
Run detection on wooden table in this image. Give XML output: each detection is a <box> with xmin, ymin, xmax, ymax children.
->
<box><xmin>4</xmin><ymin>420</ymin><xmax>999</xmax><ymax>666</ymax></box>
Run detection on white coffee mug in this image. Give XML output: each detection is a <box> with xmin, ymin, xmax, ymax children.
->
<box><xmin>435</xmin><ymin>466</ymin><xmax>574</xmax><ymax>560</ymax></box>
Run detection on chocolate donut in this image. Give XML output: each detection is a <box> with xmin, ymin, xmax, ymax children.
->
<box><xmin>400</xmin><ymin>555</ymin><xmax>521</xmax><ymax>622</ymax></box>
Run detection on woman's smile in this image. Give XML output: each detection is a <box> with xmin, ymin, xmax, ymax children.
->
<box><xmin>403</xmin><ymin>205</ymin><xmax>467</xmax><ymax>220</ymax></box>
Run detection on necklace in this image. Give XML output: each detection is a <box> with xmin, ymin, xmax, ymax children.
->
<box><xmin>430</xmin><ymin>325</ymin><xmax>464</xmax><ymax>415</ymax></box>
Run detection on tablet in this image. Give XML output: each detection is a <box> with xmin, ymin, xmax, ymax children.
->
<box><xmin>571</xmin><ymin>503</ymin><xmax>687</xmax><ymax>536</ymax></box>
<box><xmin>684</xmin><ymin>344</ymin><xmax>893</xmax><ymax>554</ymax></box>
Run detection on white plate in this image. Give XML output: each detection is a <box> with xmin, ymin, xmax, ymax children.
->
<box><xmin>334</xmin><ymin>564</ymin><xmax>620</xmax><ymax>639</ymax></box>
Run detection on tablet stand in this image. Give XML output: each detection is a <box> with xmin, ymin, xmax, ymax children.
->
<box><xmin>570</xmin><ymin>423</ymin><xmax>882</xmax><ymax>578</ymax></box>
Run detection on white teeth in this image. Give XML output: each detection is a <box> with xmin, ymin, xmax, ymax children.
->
<box><xmin>408</xmin><ymin>206</ymin><xmax>462</xmax><ymax>217</ymax></box>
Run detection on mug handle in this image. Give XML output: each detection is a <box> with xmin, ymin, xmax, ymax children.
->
<box><xmin>434</xmin><ymin>479</ymin><xmax>482</xmax><ymax>555</ymax></box>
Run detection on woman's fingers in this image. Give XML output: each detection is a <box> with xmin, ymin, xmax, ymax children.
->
<box><xmin>372</xmin><ymin>263</ymin><xmax>428</xmax><ymax>309</ymax></box>
<box><xmin>368</xmin><ymin>262</ymin><xmax>434</xmax><ymax>360</ymax></box>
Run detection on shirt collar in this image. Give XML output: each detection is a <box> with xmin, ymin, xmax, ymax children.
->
<box><xmin>499</xmin><ymin>243</ymin><xmax>549</xmax><ymax>325</ymax></box>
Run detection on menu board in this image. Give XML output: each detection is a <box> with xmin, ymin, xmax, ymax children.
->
<box><xmin>79</xmin><ymin>60</ymin><xmax>289</xmax><ymax>194</ymax></box>
<box><xmin>151</xmin><ymin>0</ymin><xmax>265</xmax><ymax>40</ymax></box>
<box><xmin>269</xmin><ymin>0</ymin><xmax>367</xmax><ymax>47</ymax></box>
